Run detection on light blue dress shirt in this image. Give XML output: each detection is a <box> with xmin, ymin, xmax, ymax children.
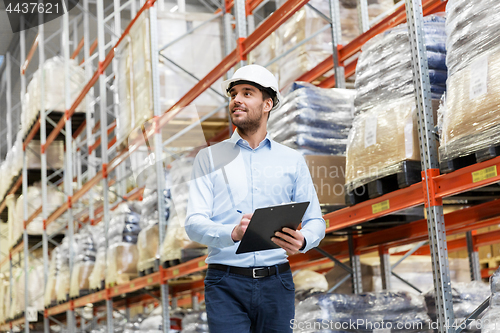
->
<box><xmin>185</xmin><ymin>130</ymin><xmax>326</xmax><ymax>267</ymax></box>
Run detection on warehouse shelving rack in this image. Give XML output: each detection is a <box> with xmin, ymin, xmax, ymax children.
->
<box><xmin>0</xmin><ymin>0</ymin><xmax>498</xmax><ymax>332</ymax></box>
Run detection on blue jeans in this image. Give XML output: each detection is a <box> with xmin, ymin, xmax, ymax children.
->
<box><xmin>204</xmin><ymin>266</ymin><xmax>295</xmax><ymax>333</ymax></box>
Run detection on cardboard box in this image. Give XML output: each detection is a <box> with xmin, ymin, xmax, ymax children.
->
<box><xmin>304</xmin><ymin>155</ymin><xmax>346</xmax><ymax>206</ymax></box>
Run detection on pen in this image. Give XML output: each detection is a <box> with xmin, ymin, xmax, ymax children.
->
<box><xmin>237</xmin><ymin>210</ymin><xmax>242</xmax><ymax>213</ymax></box>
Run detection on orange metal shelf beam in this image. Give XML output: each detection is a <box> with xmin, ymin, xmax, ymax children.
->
<box><xmin>0</xmin><ymin>176</ymin><xmax>23</xmax><ymax>216</ymax></box>
<box><xmin>323</xmin><ymin>182</ymin><xmax>424</xmax><ymax>233</ymax></box>
<box><xmin>71</xmin><ymin>37</ymin><xmax>85</xmax><ymax>60</ymax></box>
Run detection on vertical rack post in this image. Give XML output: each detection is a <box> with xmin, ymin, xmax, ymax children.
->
<box><xmin>22</xmin><ymin>119</ymin><xmax>29</xmax><ymax>333</ymax></box>
<box><xmin>62</xmin><ymin>4</ymin><xmax>76</xmax><ymax>331</ymax></box>
<box><xmin>405</xmin><ymin>0</ymin><xmax>454</xmax><ymax>331</ymax></box>
<box><xmin>38</xmin><ymin>13</ymin><xmax>51</xmax><ymax>333</ymax></box>
<box><xmin>222</xmin><ymin>0</ymin><xmax>234</xmax><ymax>136</ymax></box>
<box><xmin>95</xmin><ymin>0</ymin><xmax>114</xmax><ymax>331</ymax></box>
<box><xmin>113</xmin><ymin>0</ymin><xmax>127</xmax><ymax>198</ymax></box>
<box><xmin>148</xmin><ymin>2</ymin><xmax>170</xmax><ymax>332</ymax></box>
<box><xmin>378</xmin><ymin>245</ymin><xmax>391</xmax><ymax>291</ymax></box>
<box><xmin>327</xmin><ymin>0</ymin><xmax>345</xmax><ymax>88</ymax></box>
<box><xmin>356</xmin><ymin>0</ymin><xmax>370</xmax><ymax>34</ymax></box>
<box><xmin>234</xmin><ymin>0</ymin><xmax>247</xmax><ymax>68</ymax></box>
<box><xmin>6</xmin><ymin>53</ymin><xmax>12</xmax><ymax>150</ymax></box>
<box><xmin>466</xmin><ymin>231</ymin><xmax>481</xmax><ymax>281</ymax></box>
<box><xmin>83</xmin><ymin>0</ymin><xmax>96</xmax><ymax>225</ymax></box>
<box><xmin>348</xmin><ymin>234</ymin><xmax>362</xmax><ymax>294</ymax></box>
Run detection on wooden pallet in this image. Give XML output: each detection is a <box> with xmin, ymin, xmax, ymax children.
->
<box><xmin>345</xmin><ymin>160</ymin><xmax>422</xmax><ymax>206</ymax></box>
<box><xmin>139</xmin><ymin>259</ymin><xmax>160</xmax><ymax>277</ymax></box>
<box><xmin>440</xmin><ymin>143</ymin><xmax>500</xmax><ymax>174</ymax></box>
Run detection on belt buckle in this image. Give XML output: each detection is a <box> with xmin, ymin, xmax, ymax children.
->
<box><xmin>252</xmin><ymin>267</ymin><xmax>267</xmax><ymax>278</ymax></box>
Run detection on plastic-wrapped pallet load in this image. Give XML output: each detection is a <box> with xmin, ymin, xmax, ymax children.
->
<box><xmin>105</xmin><ymin>202</ymin><xmax>142</xmax><ymax>287</ymax></box>
<box><xmin>425</xmin><ymin>281</ymin><xmax>490</xmax><ymax>332</ymax></box>
<box><xmin>137</xmin><ymin>171</ymin><xmax>171</xmax><ymax>273</ymax></box>
<box><xmin>160</xmin><ymin>156</ymin><xmax>201</xmax><ymax>266</ymax></box>
<box><xmin>294</xmin><ymin>291</ymin><xmax>432</xmax><ymax>333</ymax></box>
<box><xmin>0</xmin><ymin>274</ymin><xmax>9</xmax><ymax>323</ymax></box>
<box><xmin>44</xmin><ymin>246</ymin><xmax>59</xmax><ymax>307</ymax></box>
<box><xmin>69</xmin><ymin>226</ymin><xmax>97</xmax><ymax>298</ymax></box>
<box><xmin>354</xmin><ymin>15</ymin><xmax>447</xmax><ymax>113</ymax></box>
<box><xmin>345</xmin><ymin>16</ymin><xmax>446</xmax><ymax>196</ymax></box>
<box><xmin>482</xmin><ymin>268</ymin><xmax>500</xmax><ymax>333</ymax></box>
<box><xmin>116</xmin><ymin>9</ymin><xmax>225</xmax><ymax>147</ymax></box>
<box><xmin>181</xmin><ymin>311</ymin><xmax>208</xmax><ymax>333</ymax></box>
<box><xmin>268</xmin><ymin>82</ymin><xmax>354</xmax><ymax>155</ymax></box>
<box><xmin>12</xmin><ymin>182</ymin><xmax>65</xmax><ymax>247</ymax></box>
<box><xmin>22</xmin><ymin>56</ymin><xmax>87</xmax><ymax>137</ymax></box>
<box><xmin>56</xmin><ymin>236</ymin><xmax>75</xmax><ymax>303</ymax></box>
<box><xmin>89</xmin><ymin>222</ymin><xmax>106</xmax><ymax>290</ymax></box>
<box><xmin>0</xmin><ymin>133</ymin><xmax>64</xmax><ymax>204</ymax></box>
<box><xmin>440</xmin><ymin>0</ymin><xmax>500</xmax><ymax>165</ymax></box>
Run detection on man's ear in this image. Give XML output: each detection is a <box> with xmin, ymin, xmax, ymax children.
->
<box><xmin>263</xmin><ymin>98</ymin><xmax>273</xmax><ymax>112</ymax></box>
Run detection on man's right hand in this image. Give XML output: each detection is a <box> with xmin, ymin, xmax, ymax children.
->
<box><xmin>231</xmin><ymin>213</ymin><xmax>253</xmax><ymax>242</ymax></box>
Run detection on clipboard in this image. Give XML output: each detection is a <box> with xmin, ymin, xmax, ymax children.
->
<box><xmin>236</xmin><ymin>201</ymin><xmax>310</xmax><ymax>254</ymax></box>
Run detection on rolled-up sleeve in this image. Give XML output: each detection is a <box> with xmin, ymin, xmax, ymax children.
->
<box><xmin>185</xmin><ymin>149</ymin><xmax>235</xmax><ymax>248</ymax></box>
<box><xmin>293</xmin><ymin>156</ymin><xmax>326</xmax><ymax>253</ymax></box>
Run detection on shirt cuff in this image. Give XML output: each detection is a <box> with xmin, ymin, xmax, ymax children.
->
<box><xmin>219</xmin><ymin>224</ymin><xmax>237</xmax><ymax>248</ymax></box>
<box><xmin>299</xmin><ymin>229</ymin><xmax>317</xmax><ymax>253</ymax></box>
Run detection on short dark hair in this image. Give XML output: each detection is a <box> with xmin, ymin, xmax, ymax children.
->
<box><xmin>260</xmin><ymin>88</ymin><xmax>274</xmax><ymax>119</ymax></box>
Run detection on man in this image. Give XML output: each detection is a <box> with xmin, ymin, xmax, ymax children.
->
<box><xmin>185</xmin><ymin>64</ymin><xmax>325</xmax><ymax>332</ymax></box>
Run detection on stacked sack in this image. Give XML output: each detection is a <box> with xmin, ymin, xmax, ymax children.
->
<box><xmin>268</xmin><ymin>82</ymin><xmax>354</xmax><ymax>156</ymax></box>
<box><xmin>424</xmin><ymin>281</ymin><xmax>490</xmax><ymax>332</ymax></box>
<box><xmin>45</xmin><ymin>246</ymin><xmax>60</xmax><ymax>307</ymax></box>
<box><xmin>70</xmin><ymin>226</ymin><xmax>97</xmax><ymax>298</ymax></box>
<box><xmin>105</xmin><ymin>202</ymin><xmax>142</xmax><ymax>287</ymax></box>
<box><xmin>160</xmin><ymin>156</ymin><xmax>206</xmax><ymax>266</ymax></box>
<box><xmin>56</xmin><ymin>236</ymin><xmax>77</xmax><ymax>303</ymax></box>
<box><xmin>294</xmin><ymin>291</ymin><xmax>432</xmax><ymax>333</ymax></box>
<box><xmin>482</xmin><ymin>268</ymin><xmax>500</xmax><ymax>333</ymax></box>
<box><xmin>346</xmin><ymin>16</ymin><xmax>447</xmax><ymax>193</ymax></box>
<box><xmin>137</xmin><ymin>171</ymin><xmax>172</xmax><ymax>274</ymax></box>
<box><xmin>181</xmin><ymin>311</ymin><xmax>208</xmax><ymax>333</ymax></box>
<box><xmin>439</xmin><ymin>0</ymin><xmax>500</xmax><ymax>163</ymax></box>
<box><xmin>88</xmin><ymin>223</ymin><xmax>106</xmax><ymax>291</ymax></box>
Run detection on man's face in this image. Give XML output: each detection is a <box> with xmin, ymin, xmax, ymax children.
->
<box><xmin>229</xmin><ymin>84</ymin><xmax>271</xmax><ymax>132</ymax></box>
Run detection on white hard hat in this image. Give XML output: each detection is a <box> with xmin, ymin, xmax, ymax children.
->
<box><xmin>222</xmin><ymin>64</ymin><xmax>282</xmax><ymax>111</ymax></box>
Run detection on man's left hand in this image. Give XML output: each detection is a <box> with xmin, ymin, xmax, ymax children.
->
<box><xmin>272</xmin><ymin>228</ymin><xmax>305</xmax><ymax>255</ymax></box>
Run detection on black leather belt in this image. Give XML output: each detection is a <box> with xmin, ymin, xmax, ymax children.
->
<box><xmin>208</xmin><ymin>262</ymin><xmax>290</xmax><ymax>279</ymax></box>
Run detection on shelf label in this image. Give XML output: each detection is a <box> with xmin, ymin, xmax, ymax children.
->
<box><xmin>325</xmin><ymin>219</ymin><xmax>330</xmax><ymax>228</ymax></box>
<box><xmin>147</xmin><ymin>277</ymin><xmax>153</xmax><ymax>284</ymax></box>
<box><xmin>114</xmin><ymin>287</ymin><xmax>119</xmax><ymax>294</ymax></box>
<box><xmin>372</xmin><ymin>200</ymin><xmax>390</xmax><ymax>214</ymax></box>
<box><xmin>198</xmin><ymin>261</ymin><xmax>205</xmax><ymax>268</ymax></box>
<box><xmin>364</xmin><ymin>115</ymin><xmax>378</xmax><ymax>148</ymax></box>
<box><xmin>469</xmin><ymin>55</ymin><xmax>489</xmax><ymax>100</ymax></box>
<box><xmin>472</xmin><ymin>166</ymin><xmax>497</xmax><ymax>183</ymax></box>
<box><xmin>27</xmin><ymin>307</ymin><xmax>37</xmax><ymax>322</ymax></box>
<box><xmin>130</xmin><ymin>283</ymin><xmax>135</xmax><ymax>289</ymax></box>
<box><xmin>173</xmin><ymin>269</ymin><xmax>179</xmax><ymax>276</ymax></box>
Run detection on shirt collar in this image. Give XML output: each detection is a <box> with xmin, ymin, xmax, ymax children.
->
<box><xmin>229</xmin><ymin>129</ymin><xmax>272</xmax><ymax>150</ymax></box>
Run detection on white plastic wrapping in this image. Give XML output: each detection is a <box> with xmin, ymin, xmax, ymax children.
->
<box><xmin>481</xmin><ymin>268</ymin><xmax>500</xmax><ymax>333</ymax></box>
<box><xmin>105</xmin><ymin>202</ymin><xmax>142</xmax><ymax>287</ymax></box>
<box><xmin>116</xmin><ymin>9</ymin><xmax>225</xmax><ymax>146</ymax></box>
<box><xmin>354</xmin><ymin>15</ymin><xmax>447</xmax><ymax>114</ymax></box>
<box><xmin>56</xmin><ymin>237</ymin><xmax>74</xmax><ymax>302</ymax></box>
<box><xmin>22</xmin><ymin>56</ymin><xmax>87</xmax><ymax>137</ymax></box>
<box><xmin>11</xmin><ymin>182</ymin><xmax>65</xmax><ymax>248</ymax></box>
<box><xmin>0</xmin><ymin>274</ymin><xmax>9</xmax><ymax>323</ymax></box>
<box><xmin>268</xmin><ymin>82</ymin><xmax>354</xmax><ymax>155</ymax></box>
<box><xmin>70</xmin><ymin>226</ymin><xmax>97</xmax><ymax>297</ymax></box>
<box><xmin>293</xmin><ymin>270</ymin><xmax>328</xmax><ymax>292</ymax></box>
<box><xmin>294</xmin><ymin>291</ymin><xmax>432</xmax><ymax>333</ymax></box>
<box><xmin>440</xmin><ymin>0</ymin><xmax>500</xmax><ymax>162</ymax></box>
<box><xmin>44</xmin><ymin>247</ymin><xmax>59</xmax><ymax>306</ymax></box>
<box><xmin>160</xmin><ymin>157</ymin><xmax>194</xmax><ymax>263</ymax></box>
<box><xmin>89</xmin><ymin>223</ymin><xmax>106</xmax><ymax>290</ymax></box>
<box><xmin>345</xmin><ymin>96</ymin><xmax>422</xmax><ymax>191</ymax></box>
<box><xmin>425</xmin><ymin>281</ymin><xmax>490</xmax><ymax>332</ymax></box>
